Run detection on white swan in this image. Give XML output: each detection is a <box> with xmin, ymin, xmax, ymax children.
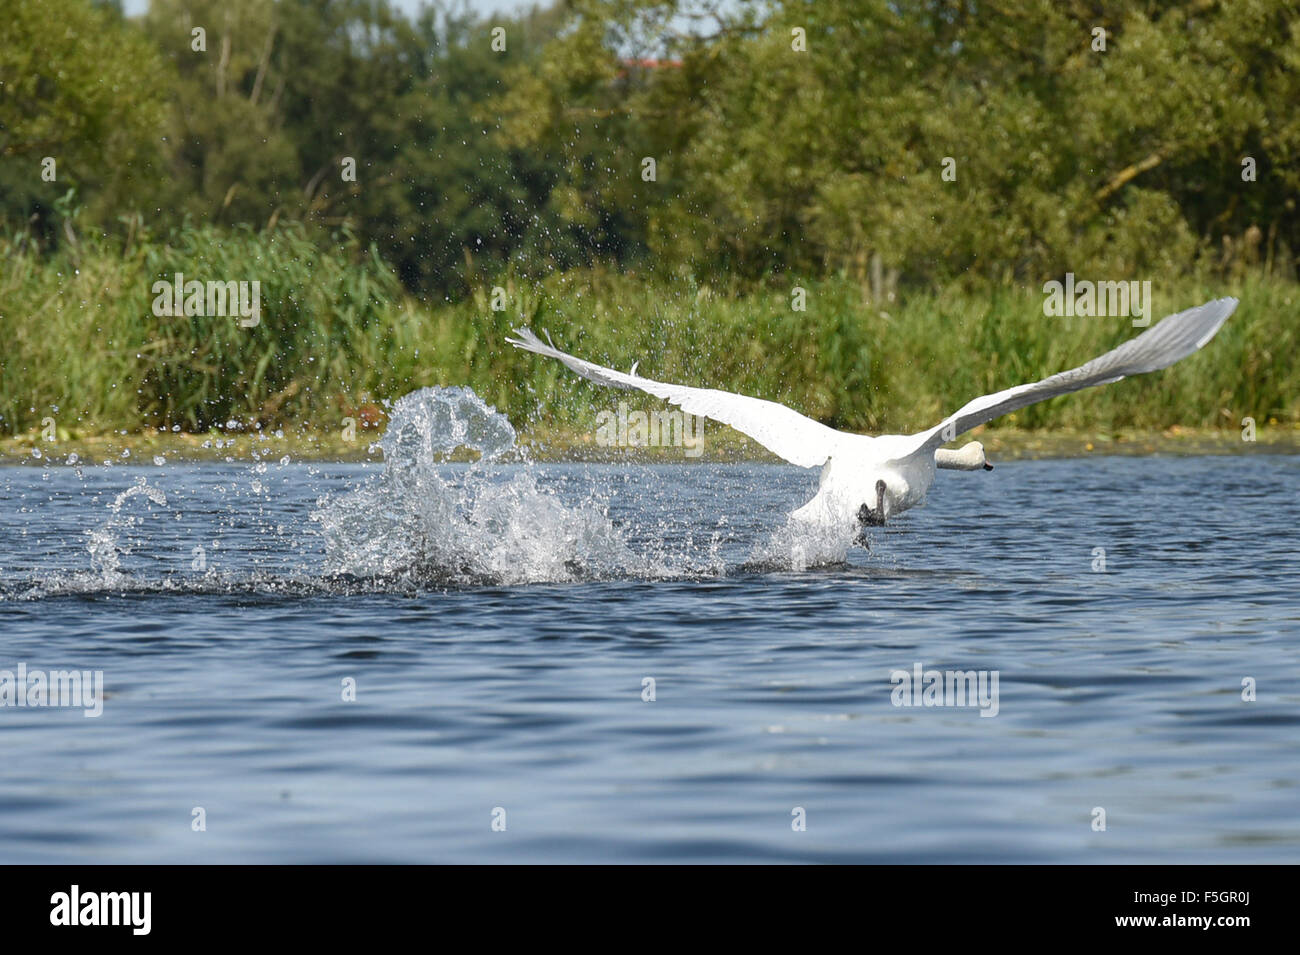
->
<box><xmin>507</xmin><ymin>297</ymin><xmax>1237</xmax><ymax>532</ymax></box>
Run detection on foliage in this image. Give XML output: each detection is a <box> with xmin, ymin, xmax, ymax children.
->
<box><xmin>1</xmin><ymin>223</ymin><xmax>1293</xmax><ymax>438</ymax></box>
<box><xmin>2</xmin><ymin>0</ymin><xmax>1297</xmax><ymax>440</ymax></box>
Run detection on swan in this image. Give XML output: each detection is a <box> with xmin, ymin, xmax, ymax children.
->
<box><xmin>507</xmin><ymin>297</ymin><xmax>1237</xmax><ymax>533</ymax></box>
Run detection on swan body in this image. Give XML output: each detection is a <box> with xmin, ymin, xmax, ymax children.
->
<box><xmin>507</xmin><ymin>297</ymin><xmax>1238</xmax><ymax>532</ymax></box>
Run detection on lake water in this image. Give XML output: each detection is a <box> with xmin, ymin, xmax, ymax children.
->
<box><xmin>2</xmin><ymin>389</ymin><xmax>1297</xmax><ymax>863</ymax></box>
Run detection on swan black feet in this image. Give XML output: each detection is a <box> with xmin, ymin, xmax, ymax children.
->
<box><xmin>857</xmin><ymin>480</ymin><xmax>888</xmax><ymax>528</ymax></box>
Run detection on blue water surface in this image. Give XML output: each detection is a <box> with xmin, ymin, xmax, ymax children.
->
<box><xmin>1</xmin><ymin>453</ymin><xmax>1297</xmax><ymax>863</ymax></box>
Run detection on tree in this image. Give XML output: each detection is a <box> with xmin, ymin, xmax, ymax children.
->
<box><xmin>0</xmin><ymin>0</ymin><xmax>169</xmax><ymax>244</ymax></box>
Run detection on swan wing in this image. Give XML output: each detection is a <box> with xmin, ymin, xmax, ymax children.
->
<box><xmin>891</xmin><ymin>296</ymin><xmax>1238</xmax><ymax>460</ymax></box>
<box><xmin>506</xmin><ymin>327</ymin><xmax>848</xmax><ymax>468</ymax></box>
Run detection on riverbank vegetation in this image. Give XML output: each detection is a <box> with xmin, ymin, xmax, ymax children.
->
<box><xmin>3</xmin><ymin>0</ymin><xmax>1298</xmax><ymax>454</ymax></box>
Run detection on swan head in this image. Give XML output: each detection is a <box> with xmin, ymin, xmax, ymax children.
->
<box><xmin>935</xmin><ymin>441</ymin><xmax>993</xmax><ymax>471</ymax></box>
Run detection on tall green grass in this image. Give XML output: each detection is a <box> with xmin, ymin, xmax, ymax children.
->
<box><xmin>1</xmin><ymin>223</ymin><xmax>1296</xmax><ymax>440</ymax></box>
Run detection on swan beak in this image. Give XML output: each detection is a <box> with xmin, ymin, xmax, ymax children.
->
<box><xmin>983</xmin><ymin>462</ymin><xmax>994</xmax><ymax>471</ymax></box>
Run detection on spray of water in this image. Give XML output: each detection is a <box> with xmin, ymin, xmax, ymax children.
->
<box><xmin>4</xmin><ymin>386</ymin><xmax>860</xmax><ymax>600</ymax></box>
<box><xmin>312</xmin><ymin>387</ymin><xmax>654</xmax><ymax>585</ymax></box>
<box><xmin>85</xmin><ymin>478</ymin><xmax>168</xmax><ymax>585</ymax></box>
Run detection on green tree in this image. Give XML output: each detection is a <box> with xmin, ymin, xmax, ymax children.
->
<box><xmin>0</xmin><ymin>0</ymin><xmax>169</xmax><ymax>243</ymax></box>
<box><xmin>498</xmin><ymin>0</ymin><xmax>1300</xmax><ymax>290</ymax></box>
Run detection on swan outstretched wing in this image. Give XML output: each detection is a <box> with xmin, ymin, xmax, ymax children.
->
<box><xmin>506</xmin><ymin>328</ymin><xmax>847</xmax><ymax>468</ymax></box>
<box><xmin>892</xmin><ymin>296</ymin><xmax>1238</xmax><ymax>460</ymax></box>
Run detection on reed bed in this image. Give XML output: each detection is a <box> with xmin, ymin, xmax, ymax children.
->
<box><xmin>1</xmin><ymin>224</ymin><xmax>1295</xmax><ymax>441</ymax></box>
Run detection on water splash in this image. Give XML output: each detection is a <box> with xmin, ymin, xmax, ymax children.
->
<box><xmin>85</xmin><ymin>478</ymin><xmax>168</xmax><ymax>584</ymax></box>
<box><xmin>379</xmin><ymin>385</ymin><xmax>519</xmax><ymax>468</ymax></box>
<box><xmin>755</xmin><ymin>515</ymin><xmax>859</xmax><ymax>572</ymax></box>
<box><xmin>312</xmin><ymin>387</ymin><xmax>652</xmax><ymax>585</ymax></box>
<box><xmin>3</xmin><ymin>386</ymin><xmax>847</xmax><ymax>601</ymax></box>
